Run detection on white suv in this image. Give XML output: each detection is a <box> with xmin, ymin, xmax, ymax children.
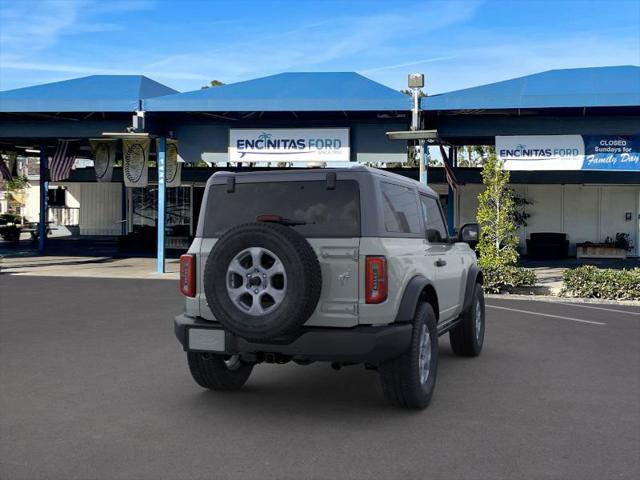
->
<box><xmin>175</xmin><ymin>166</ymin><xmax>484</xmax><ymax>409</ymax></box>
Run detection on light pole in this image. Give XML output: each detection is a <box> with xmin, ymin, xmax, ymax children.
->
<box><xmin>408</xmin><ymin>73</ymin><xmax>426</xmax><ymax>184</ymax></box>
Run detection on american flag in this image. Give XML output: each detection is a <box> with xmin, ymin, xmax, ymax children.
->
<box><xmin>0</xmin><ymin>156</ymin><xmax>12</xmax><ymax>181</ymax></box>
<box><xmin>49</xmin><ymin>140</ymin><xmax>78</xmax><ymax>182</ymax></box>
<box><xmin>439</xmin><ymin>145</ymin><xmax>458</xmax><ymax>190</ymax></box>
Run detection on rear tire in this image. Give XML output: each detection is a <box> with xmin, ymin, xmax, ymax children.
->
<box><xmin>449</xmin><ymin>283</ymin><xmax>485</xmax><ymax>357</ymax></box>
<box><xmin>379</xmin><ymin>302</ymin><xmax>438</xmax><ymax>409</ymax></box>
<box><xmin>187</xmin><ymin>352</ymin><xmax>253</xmax><ymax>390</ymax></box>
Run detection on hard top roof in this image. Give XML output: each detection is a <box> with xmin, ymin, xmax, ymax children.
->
<box><xmin>208</xmin><ymin>165</ymin><xmax>438</xmax><ymax>196</ymax></box>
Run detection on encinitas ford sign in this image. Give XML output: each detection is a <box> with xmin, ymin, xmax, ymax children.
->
<box><xmin>497</xmin><ymin>135</ymin><xmax>640</xmax><ymax>171</ymax></box>
<box><xmin>497</xmin><ymin>135</ymin><xmax>585</xmax><ymax>170</ymax></box>
<box><xmin>229</xmin><ymin>128</ymin><xmax>350</xmax><ymax>162</ymax></box>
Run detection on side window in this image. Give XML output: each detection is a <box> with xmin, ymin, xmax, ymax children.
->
<box><xmin>420</xmin><ymin>195</ymin><xmax>448</xmax><ymax>243</ymax></box>
<box><xmin>380</xmin><ymin>182</ymin><xmax>421</xmax><ymax>234</ymax></box>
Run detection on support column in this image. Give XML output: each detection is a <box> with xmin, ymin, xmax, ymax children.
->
<box><xmin>121</xmin><ymin>182</ymin><xmax>127</xmax><ymax>236</ymax></box>
<box><xmin>38</xmin><ymin>145</ymin><xmax>48</xmax><ymax>254</ymax></box>
<box><xmin>419</xmin><ymin>139</ymin><xmax>427</xmax><ymax>185</ymax></box>
<box><xmin>157</xmin><ymin>137</ymin><xmax>166</xmax><ymax>273</ymax></box>
<box><xmin>447</xmin><ymin>146</ymin><xmax>456</xmax><ymax>235</ymax></box>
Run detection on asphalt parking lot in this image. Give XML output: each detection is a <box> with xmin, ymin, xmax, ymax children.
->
<box><xmin>1</xmin><ymin>275</ymin><xmax>638</xmax><ymax>480</ymax></box>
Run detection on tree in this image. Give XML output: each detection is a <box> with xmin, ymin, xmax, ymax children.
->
<box><xmin>201</xmin><ymin>79</ymin><xmax>225</xmax><ymax>89</ymax></box>
<box><xmin>400</xmin><ymin>88</ymin><xmax>426</xmax><ymax>98</ymax></box>
<box><xmin>386</xmin><ymin>141</ymin><xmax>423</xmax><ymax>168</ymax></box>
<box><xmin>476</xmin><ymin>153</ymin><xmax>519</xmax><ymax>268</ymax></box>
<box><xmin>457</xmin><ymin>145</ymin><xmax>495</xmax><ymax>167</ymax></box>
<box><xmin>5</xmin><ymin>175</ymin><xmax>30</xmax><ymax>215</ymax></box>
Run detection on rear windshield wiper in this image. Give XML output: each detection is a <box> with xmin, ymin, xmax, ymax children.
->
<box><xmin>256</xmin><ymin>215</ymin><xmax>311</xmax><ymax>226</ymax></box>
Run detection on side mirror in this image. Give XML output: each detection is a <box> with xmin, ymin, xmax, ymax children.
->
<box><xmin>458</xmin><ymin>223</ymin><xmax>480</xmax><ymax>244</ymax></box>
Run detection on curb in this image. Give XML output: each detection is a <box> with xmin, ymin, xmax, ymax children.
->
<box><xmin>503</xmin><ymin>285</ymin><xmax>558</xmax><ymax>296</ymax></box>
<box><xmin>486</xmin><ymin>293</ymin><xmax>640</xmax><ymax>307</ymax></box>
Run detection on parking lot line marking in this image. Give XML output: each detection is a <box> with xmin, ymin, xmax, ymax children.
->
<box><xmin>486</xmin><ymin>304</ymin><xmax>606</xmax><ymax>326</ymax></box>
<box><xmin>549</xmin><ymin>302</ymin><xmax>640</xmax><ymax>316</ymax></box>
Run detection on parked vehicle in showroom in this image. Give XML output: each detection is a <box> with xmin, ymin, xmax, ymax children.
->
<box><xmin>175</xmin><ymin>166</ymin><xmax>484</xmax><ymax>409</ymax></box>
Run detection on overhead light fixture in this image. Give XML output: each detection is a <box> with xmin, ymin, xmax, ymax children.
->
<box><xmin>386</xmin><ymin>130</ymin><xmax>440</xmax><ymax>141</ymax></box>
<box><xmin>408</xmin><ymin>73</ymin><xmax>425</xmax><ymax>89</ymax></box>
<box><xmin>101</xmin><ymin>132</ymin><xmax>151</xmax><ymax>138</ymax></box>
<box><xmin>25</xmin><ymin>148</ymin><xmax>41</xmax><ymax>153</ymax></box>
<box><xmin>377</xmin><ymin>113</ymin><xmax>407</xmax><ymax>119</ymax></box>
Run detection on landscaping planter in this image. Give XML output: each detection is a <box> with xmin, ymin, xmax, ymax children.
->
<box><xmin>576</xmin><ymin>243</ymin><xmax>627</xmax><ymax>259</ymax></box>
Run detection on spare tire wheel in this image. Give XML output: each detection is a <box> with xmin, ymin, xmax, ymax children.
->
<box><xmin>203</xmin><ymin>222</ymin><xmax>322</xmax><ymax>342</ymax></box>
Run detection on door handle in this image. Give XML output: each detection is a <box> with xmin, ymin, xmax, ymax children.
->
<box><xmin>435</xmin><ymin>258</ymin><xmax>447</xmax><ymax>267</ymax></box>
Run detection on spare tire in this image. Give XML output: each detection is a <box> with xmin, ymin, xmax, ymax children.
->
<box><xmin>203</xmin><ymin>222</ymin><xmax>322</xmax><ymax>341</ymax></box>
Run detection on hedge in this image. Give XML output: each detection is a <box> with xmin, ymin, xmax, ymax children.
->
<box><xmin>482</xmin><ymin>265</ymin><xmax>537</xmax><ymax>294</ymax></box>
<box><xmin>561</xmin><ymin>266</ymin><xmax>640</xmax><ymax>300</ymax></box>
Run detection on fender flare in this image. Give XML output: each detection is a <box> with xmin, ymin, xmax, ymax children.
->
<box><xmin>394</xmin><ymin>275</ymin><xmax>435</xmax><ymax>323</ymax></box>
<box><xmin>461</xmin><ymin>264</ymin><xmax>483</xmax><ymax>314</ymax></box>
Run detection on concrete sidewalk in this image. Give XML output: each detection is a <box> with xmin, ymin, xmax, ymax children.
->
<box><xmin>0</xmin><ymin>255</ymin><xmax>179</xmax><ymax>279</ymax></box>
<box><xmin>523</xmin><ymin>265</ymin><xmax>564</xmax><ymax>295</ymax></box>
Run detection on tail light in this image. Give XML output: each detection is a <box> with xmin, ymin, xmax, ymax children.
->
<box><xmin>366</xmin><ymin>256</ymin><xmax>387</xmax><ymax>304</ymax></box>
<box><xmin>180</xmin><ymin>254</ymin><xmax>196</xmax><ymax>297</ymax></box>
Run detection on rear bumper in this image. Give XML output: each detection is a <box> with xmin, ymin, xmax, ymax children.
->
<box><xmin>174</xmin><ymin>314</ymin><xmax>411</xmax><ymax>363</ymax></box>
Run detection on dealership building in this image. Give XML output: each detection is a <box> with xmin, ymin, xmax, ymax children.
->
<box><xmin>0</xmin><ymin>65</ymin><xmax>638</xmax><ymax>267</ymax></box>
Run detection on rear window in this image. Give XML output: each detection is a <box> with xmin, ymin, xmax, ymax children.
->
<box><xmin>203</xmin><ymin>180</ymin><xmax>360</xmax><ymax>238</ymax></box>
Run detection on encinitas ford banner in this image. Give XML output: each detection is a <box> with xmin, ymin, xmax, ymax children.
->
<box><xmin>229</xmin><ymin>128</ymin><xmax>350</xmax><ymax>162</ymax></box>
<box><xmin>497</xmin><ymin>135</ymin><xmax>640</xmax><ymax>171</ymax></box>
<box><xmin>582</xmin><ymin>136</ymin><xmax>640</xmax><ymax>171</ymax></box>
<box><xmin>496</xmin><ymin>135</ymin><xmax>584</xmax><ymax>170</ymax></box>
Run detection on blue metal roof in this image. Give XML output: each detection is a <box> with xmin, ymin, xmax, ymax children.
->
<box><xmin>422</xmin><ymin>66</ymin><xmax>640</xmax><ymax>111</ymax></box>
<box><xmin>0</xmin><ymin>75</ymin><xmax>178</xmax><ymax>113</ymax></box>
<box><xmin>145</xmin><ymin>72</ymin><xmax>411</xmax><ymax>112</ymax></box>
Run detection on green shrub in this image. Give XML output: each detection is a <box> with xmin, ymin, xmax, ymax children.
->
<box><xmin>482</xmin><ymin>265</ymin><xmax>537</xmax><ymax>294</ymax></box>
<box><xmin>561</xmin><ymin>266</ymin><xmax>640</xmax><ymax>300</ymax></box>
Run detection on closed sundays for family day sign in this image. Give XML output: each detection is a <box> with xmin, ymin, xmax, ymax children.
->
<box><xmin>497</xmin><ymin>135</ymin><xmax>640</xmax><ymax>171</ymax></box>
<box><xmin>229</xmin><ymin>128</ymin><xmax>350</xmax><ymax>162</ymax></box>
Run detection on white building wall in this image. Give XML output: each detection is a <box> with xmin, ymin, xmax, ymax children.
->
<box><xmin>452</xmin><ymin>183</ymin><xmax>640</xmax><ymax>257</ymax></box>
<box><xmin>19</xmin><ymin>181</ymin><xmax>122</xmax><ymax>234</ymax></box>
<box><xmin>524</xmin><ymin>186</ymin><xmax>563</xmax><ymax>233</ymax></box>
<box><xmin>599</xmin><ymin>187</ymin><xmax>639</xmax><ymax>254</ymax></box>
<box><xmin>64</xmin><ymin>183</ymin><xmax>81</xmax><ymax>208</ymax></box>
<box><xmin>562</xmin><ymin>186</ymin><xmax>599</xmax><ymax>254</ymax></box>
<box><xmin>78</xmin><ymin>182</ymin><xmax>122</xmax><ymax>235</ymax></box>
<box><xmin>23</xmin><ymin>182</ymin><xmax>40</xmax><ymax>222</ymax></box>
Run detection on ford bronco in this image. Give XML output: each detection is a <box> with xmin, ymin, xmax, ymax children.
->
<box><xmin>174</xmin><ymin>166</ymin><xmax>484</xmax><ymax>409</ymax></box>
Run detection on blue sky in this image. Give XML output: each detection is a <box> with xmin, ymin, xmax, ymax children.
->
<box><xmin>0</xmin><ymin>0</ymin><xmax>638</xmax><ymax>94</ymax></box>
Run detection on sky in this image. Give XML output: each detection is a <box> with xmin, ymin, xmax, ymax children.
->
<box><xmin>0</xmin><ymin>0</ymin><xmax>639</xmax><ymax>94</ymax></box>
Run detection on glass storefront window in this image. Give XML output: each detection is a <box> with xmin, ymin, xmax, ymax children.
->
<box><xmin>131</xmin><ymin>187</ymin><xmax>158</xmax><ymax>228</ymax></box>
<box><xmin>130</xmin><ymin>186</ymin><xmax>192</xmax><ymax>249</ymax></box>
<box><xmin>166</xmin><ymin>187</ymin><xmax>191</xmax><ymax>228</ymax></box>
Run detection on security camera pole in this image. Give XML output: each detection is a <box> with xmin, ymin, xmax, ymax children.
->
<box><xmin>408</xmin><ymin>73</ymin><xmax>426</xmax><ymax>184</ymax></box>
